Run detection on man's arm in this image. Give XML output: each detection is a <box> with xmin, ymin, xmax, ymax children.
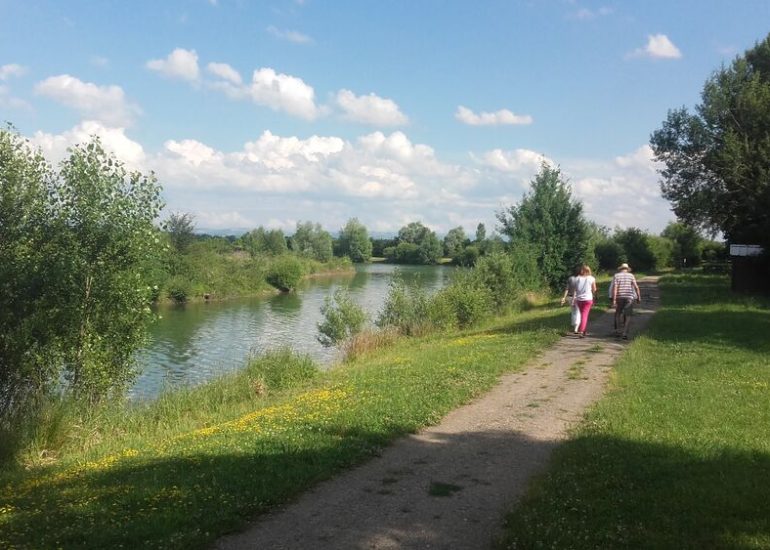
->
<box><xmin>633</xmin><ymin>279</ymin><xmax>641</xmax><ymax>302</ymax></box>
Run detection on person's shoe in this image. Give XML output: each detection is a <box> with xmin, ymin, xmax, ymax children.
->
<box><xmin>579</xmin><ymin>331</ymin><xmax>586</xmax><ymax>338</ymax></box>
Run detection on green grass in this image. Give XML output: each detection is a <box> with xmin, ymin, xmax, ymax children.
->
<box><xmin>498</xmin><ymin>274</ymin><xmax>770</xmax><ymax>549</ymax></box>
<box><xmin>0</xmin><ymin>304</ymin><xmax>565</xmax><ymax>549</ymax></box>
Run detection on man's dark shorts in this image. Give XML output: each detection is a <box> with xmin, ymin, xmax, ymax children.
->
<box><xmin>615</xmin><ymin>297</ymin><xmax>635</xmax><ymax>316</ymax></box>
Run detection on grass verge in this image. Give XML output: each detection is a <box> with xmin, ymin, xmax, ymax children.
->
<box><xmin>0</xmin><ymin>303</ymin><xmax>565</xmax><ymax>549</ymax></box>
<box><xmin>498</xmin><ymin>273</ymin><xmax>770</xmax><ymax>549</ymax></box>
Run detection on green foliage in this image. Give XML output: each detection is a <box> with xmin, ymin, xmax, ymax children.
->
<box><xmin>475</xmin><ymin>222</ymin><xmax>486</xmax><ymax>243</ymax></box>
<box><xmin>435</xmin><ymin>272</ymin><xmax>493</xmax><ymax>328</ymax></box>
<box><xmin>376</xmin><ymin>275</ymin><xmax>432</xmax><ymax>335</ymax></box>
<box><xmin>165</xmin><ymin>212</ymin><xmax>196</xmax><ymax>253</ymax></box>
<box><xmin>265</xmin><ymin>254</ymin><xmax>306</xmax><ymax>291</ymax></box>
<box><xmin>443</xmin><ymin>226</ymin><xmax>467</xmax><ymax>257</ymax></box>
<box><xmin>0</xmin><ymin>129</ymin><xmax>164</xmax><ymax>412</ymax></box>
<box><xmin>338</xmin><ymin>218</ymin><xmax>373</xmax><ymax>263</ymax></box>
<box><xmin>387</xmin><ymin>221</ymin><xmax>442</xmax><ymax>264</ymax></box>
<box><xmin>661</xmin><ymin>222</ymin><xmax>703</xmax><ymax>267</ymax></box>
<box><xmin>497</xmin><ymin>163</ymin><xmax>589</xmax><ymax>288</ymax></box>
<box><xmin>594</xmin><ymin>239</ymin><xmax>626</xmax><ymax>271</ymax></box>
<box><xmin>471</xmin><ymin>252</ymin><xmax>519</xmax><ymax>311</ymax></box>
<box><xmin>613</xmin><ymin>227</ymin><xmax>657</xmax><ymax>272</ymax></box>
<box><xmin>240</xmin><ymin>226</ymin><xmax>288</xmax><ymax>257</ymax></box>
<box><xmin>290</xmin><ymin>221</ymin><xmax>333</xmax><ymax>262</ymax></box>
<box><xmin>454</xmin><ymin>244</ymin><xmax>480</xmax><ymax>266</ymax></box>
<box><xmin>165</xmin><ymin>275</ymin><xmax>193</xmax><ymax>303</ymax></box>
<box><xmin>647</xmin><ymin>235</ymin><xmax>674</xmax><ymax>270</ymax></box>
<box><xmin>245</xmin><ymin>348</ymin><xmax>318</xmax><ymax>392</ymax></box>
<box><xmin>317</xmin><ymin>290</ymin><xmax>368</xmax><ymax>347</ymax></box>
<box><xmin>650</xmin><ymin>33</ymin><xmax>770</xmax><ymax>247</ymax></box>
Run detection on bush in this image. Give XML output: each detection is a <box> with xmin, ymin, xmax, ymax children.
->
<box><xmin>166</xmin><ymin>276</ymin><xmax>193</xmax><ymax>303</ymax></box>
<box><xmin>317</xmin><ymin>290</ymin><xmax>368</xmax><ymax>347</ymax></box>
<box><xmin>266</xmin><ymin>255</ymin><xmax>306</xmax><ymax>291</ymax></box>
<box><xmin>437</xmin><ymin>280</ymin><xmax>493</xmax><ymax>328</ymax></box>
<box><xmin>376</xmin><ymin>276</ymin><xmax>432</xmax><ymax>335</ymax></box>
<box><xmin>471</xmin><ymin>252</ymin><xmax>518</xmax><ymax>311</ymax></box>
<box><xmin>454</xmin><ymin>245</ymin><xmax>480</xmax><ymax>266</ymax></box>
<box><xmin>244</xmin><ymin>348</ymin><xmax>318</xmax><ymax>393</ymax></box>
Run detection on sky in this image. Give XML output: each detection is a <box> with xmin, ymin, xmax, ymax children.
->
<box><xmin>2</xmin><ymin>0</ymin><xmax>769</xmax><ymax>237</ymax></box>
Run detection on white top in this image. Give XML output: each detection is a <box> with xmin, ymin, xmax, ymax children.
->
<box><xmin>574</xmin><ymin>275</ymin><xmax>595</xmax><ymax>301</ymax></box>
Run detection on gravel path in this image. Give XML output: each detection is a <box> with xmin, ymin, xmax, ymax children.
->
<box><xmin>215</xmin><ymin>277</ymin><xmax>660</xmax><ymax>550</ymax></box>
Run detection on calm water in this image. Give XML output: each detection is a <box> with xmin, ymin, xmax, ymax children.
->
<box><xmin>130</xmin><ymin>263</ymin><xmax>453</xmax><ymax>400</ymax></box>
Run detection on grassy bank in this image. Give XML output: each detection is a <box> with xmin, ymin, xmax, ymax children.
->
<box><xmin>0</xmin><ymin>302</ymin><xmax>564</xmax><ymax>549</ymax></box>
<box><xmin>499</xmin><ymin>273</ymin><xmax>770</xmax><ymax>549</ymax></box>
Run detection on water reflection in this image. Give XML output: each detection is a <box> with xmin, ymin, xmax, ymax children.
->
<box><xmin>131</xmin><ymin>264</ymin><xmax>453</xmax><ymax>400</ymax></box>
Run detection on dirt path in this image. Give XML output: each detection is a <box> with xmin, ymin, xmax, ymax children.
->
<box><xmin>215</xmin><ymin>277</ymin><xmax>661</xmax><ymax>550</ymax></box>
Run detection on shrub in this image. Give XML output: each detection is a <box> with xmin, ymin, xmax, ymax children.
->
<box><xmin>317</xmin><ymin>290</ymin><xmax>368</xmax><ymax>347</ymax></box>
<box><xmin>166</xmin><ymin>276</ymin><xmax>193</xmax><ymax>303</ymax></box>
<box><xmin>376</xmin><ymin>277</ymin><xmax>432</xmax><ymax>335</ymax></box>
<box><xmin>454</xmin><ymin>245</ymin><xmax>480</xmax><ymax>266</ymax></box>
<box><xmin>266</xmin><ymin>255</ymin><xmax>306</xmax><ymax>291</ymax></box>
<box><xmin>436</xmin><ymin>270</ymin><xmax>493</xmax><ymax>328</ymax></box>
<box><xmin>471</xmin><ymin>252</ymin><xmax>518</xmax><ymax>311</ymax></box>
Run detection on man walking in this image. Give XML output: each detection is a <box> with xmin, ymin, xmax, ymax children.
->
<box><xmin>611</xmin><ymin>263</ymin><xmax>641</xmax><ymax>340</ymax></box>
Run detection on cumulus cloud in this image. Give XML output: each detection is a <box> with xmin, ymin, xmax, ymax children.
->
<box><xmin>242</xmin><ymin>67</ymin><xmax>321</xmax><ymax>120</ymax></box>
<box><xmin>146</xmin><ymin>48</ymin><xmax>200</xmax><ymax>81</ymax></box>
<box><xmin>29</xmin><ymin>120</ymin><xmax>146</xmax><ymax>168</ymax></box>
<box><xmin>266</xmin><ymin>25</ymin><xmax>312</xmax><ymax>44</ymax></box>
<box><xmin>474</xmin><ymin>148</ymin><xmax>551</xmax><ymax>172</ymax></box>
<box><xmin>34</xmin><ymin>75</ymin><xmax>140</xmax><ymax>126</ymax></box>
<box><xmin>0</xmin><ymin>63</ymin><xmax>26</xmax><ymax>80</ymax></box>
<box><xmin>206</xmin><ymin>62</ymin><xmax>242</xmax><ymax>84</ymax></box>
<box><xmin>336</xmin><ymin>89</ymin><xmax>408</xmax><ymax>126</ymax></box>
<box><xmin>628</xmin><ymin>34</ymin><xmax>682</xmax><ymax>59</ymax></box>
<box><xmin>455</xmin><ymin>106</ymin><xmax>533</xmax><ymax>126</ymax></box>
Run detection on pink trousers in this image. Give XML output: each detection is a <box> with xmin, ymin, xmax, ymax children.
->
<box><xmin>576</xmin><ymin>300</ymin><xmax>593</xmax><ymax>333</ymax></box>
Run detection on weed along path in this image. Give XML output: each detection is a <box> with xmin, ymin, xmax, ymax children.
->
<box><xmin>216</xmin><ymin>278</ymin><xmax>661</xmax><ymax>550</ymax></box>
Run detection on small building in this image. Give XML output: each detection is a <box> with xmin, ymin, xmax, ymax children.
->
<box><xmin>730</xmin><ymin>244</ymin><xmax>770</xmax><ymax>293</ymax></box>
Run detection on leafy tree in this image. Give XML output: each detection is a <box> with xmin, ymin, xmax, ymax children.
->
<box><xmin>661</xmin><ymin>222</ymin><xmax>703</xmax><ymax>267</ymax></box>
<box><xmin>650</xmin><ymin>33</ymin><xmax>770</xmax><ymax>247</ymax></box>
<box><xmin>165</xmin><ymin>212</ymin><xmax>196</xmax><ymax>253</ymax></box>
<box><xmin>613</xmin><ymin>228</ymin><xmax>657</xmax><ymax>272</ymax></box>
<box><xmin>475</xmin><ymin>223</ymin><xmax>486</xmax><ymax>243</ymax></box>
<box><xmin>290</xmin><ymin>221</ymin><xmax>333</xmax><ymax>262</ymax></box>
<box><xmin>497</xmin><ymin>163</ymin><xmax>589</xmax><ymax>288</ymax></box>
<box><xmin>454</xmin><ymin>245</ymin><xmax>480</xmax><ymax>266</ymax></box>
<box><xmin>241</xmin><ymin>226</ymin><xmax>287</xmax><ymax>256</ymax></box>
<box><xmin>443</xmin><ymin>226</ymin><xmax>467</xmax><ymax>258</ymax></box>
<box><xmin>594</xmin><ymin>239</ymin><xmax>626</xmax><ymax>271</ymax></box>
<box><xmin>317</xmin><ymin>290</ymin><xmax>367</xmax><ymax>347</ymax></box>
<box><xmin>338</xmin><ymin>218</ymin><xmax>373</xmax><ymax>263</ymax></box>
<box><xmin>0</xmin><ymin>132</ymin><xmax>164</xmax><ymax>407</ymax></box>
<box><xmin>391</xmin><ymin>221</ymin><xmax>442</xmax><ymax>264</ymax></box>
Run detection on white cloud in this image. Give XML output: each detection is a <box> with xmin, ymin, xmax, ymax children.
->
<box><xmin>90</xmin><ymin>55</ymin><xmax>109</xmax><ymax>68</ymax></box>
<box><xmin>628</xmin><ymin>34</ymin><xmax>682</xmax><ymax>60</ymax></box>
<box><xmin>335</xmin><ymin>89</ymin><xmax>408</xmax><ymax>126</ymax></box>
<box><xmin>146</xmin><ymin>48</ymin><xmax>200</xmax><ymax>81</ymax></box>
<box><xmin>475</xmin><ymin>148</ymin><xmax>550</xmax><ymax>172</ymax></box>
<box><xmin>34</xmin><ymin>75</ymin><xmax>140</xmax><ymax>126</ymax></box>
<box><xmin>244</xmin><ymin>67</ymin><xmax>321</xmax><ymax>120</ymax></box>
<box><xmin>0</xmin><ymin>63</ymin><xmax>26</xmax><ymax>80</ymax></box>
<box><xmin>0</xmin><ymin>85</ymin><xmax>31</xmax><ymax>110</ymax></box>
<box><xmin>206</xmin><ymin>62</ymin><xmax>242</xmax><ymax>84</ymax></box>
<box><xmin>571</xmin><ymin>6</ymin><xmax>613</xmax><ymax>20</ymax></box>
<box><xmin>267</xmin><ymin>25</ymin><xmax>312</xmax><ymax>44</ymax></box>
<box><xmin>455</xmin><ymin>106</ymin><xmax>533</xmax><ymax>126</ymax></box>
<box><xmin>30</xmin><ymin>120</ymin><xmax>146</xmax><ymax>169</ymax></box>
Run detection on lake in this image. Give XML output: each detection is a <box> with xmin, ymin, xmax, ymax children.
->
<box><xmin>130</xmin><ymin>263</ymin><xmax>454</xmax><ymax>400</ymax></box>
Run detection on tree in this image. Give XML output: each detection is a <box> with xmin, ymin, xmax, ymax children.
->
<box><xmin>475</xmin><ymin>223</ymin><xmax>486</xmax><ymax>243</ymax></box>
<box><xmin>661</xmin><ymin>222</ymin><xmax>703</xmax><ymax>268</ymax></box>
<box><xmin>165</xmin><ymin>212</ymin><xmax>196</xmax><ymax>253</ymax></box>
<box><xmin>0</xmin><ymin>132</ymin><xmax>164</xmax><ymax>407</ymax></box>
<box><xmin>241</xmin><ymin>226</ymin><xmax>287</xmax><ymax>256</ymax></box>
<box><xmin>443</xmin><ymin>226</ymin><xmax>467</xmax><ymax>258</ymax></box>
<box><xmin>391</xmin><ymin>222</ymin><xmax>442</xmax><ymax>264</ymax></box>
<box><xmin>497</xmin><ymin>163</ymin><xmax>589</xmax><ymax>288</ymax></box>
<box><xmin>650</xmin><ymin>33</ymin><xmax>770</xmax><ymax>247</ymax></box>
<box><xmin>290</xmin><ymin>221</ymin><xmax>333</xmax><ymax>262</ymax></box>
<box><xmin>613</xmin><ymin>228</ymin><xmax>657</xmax><ymax>272</ymax></box>
<box><xmin>338</xmin><ymin>218</ymin><xmax>372</xmax><ymax>263</ymax></box>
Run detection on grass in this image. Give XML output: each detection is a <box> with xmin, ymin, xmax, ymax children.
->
<box><xmin>498</xmin><ymin>273</ymin><xmax>770</xmax><ymax>549</ymax></box>
<box><xmin>0</xmin><ymin>302</ymin><xmax>566</xmax><ymax>549</ymax></box>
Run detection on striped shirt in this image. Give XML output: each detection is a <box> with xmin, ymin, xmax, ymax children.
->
<box><xmin>613</xmin><ymin>272</ymin><xmax>637</xmax><ymax>299</ymax></box>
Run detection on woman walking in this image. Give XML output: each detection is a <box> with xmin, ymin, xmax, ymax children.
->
<box><xmin>574</xmin><ymin>264</ymin><xmax>597</xmax><ymax>337</ymax></box>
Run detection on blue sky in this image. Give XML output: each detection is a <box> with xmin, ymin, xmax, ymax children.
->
<box><xmin>2</xmin><ymin>0</ymin><xmax>769</xmax><ymax>236</ymax></box>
